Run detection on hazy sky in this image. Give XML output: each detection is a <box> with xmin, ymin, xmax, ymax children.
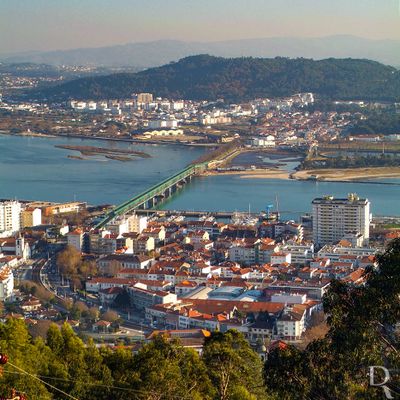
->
<box><xmin>1</xmin><ymin>0</ymin><xmax>399</xmax><ymax>54</ymax></box>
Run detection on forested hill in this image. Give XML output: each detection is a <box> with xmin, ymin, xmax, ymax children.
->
<box><xmin>28</xmin><ymin>55</ymin><xmax>400</xmax><ymax>102</ymax></box>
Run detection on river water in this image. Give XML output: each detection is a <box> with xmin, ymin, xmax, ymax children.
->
<box><xmin>0</xmin><ymin>134</ymin><xmax>203</xmax><ymax>204</ymax></box>
<box><xmin>1</xmin><ymin>134</ymin><xmax>399</xmax><ymax>219</ymax></box>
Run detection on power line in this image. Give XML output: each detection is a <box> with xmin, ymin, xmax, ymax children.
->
<box><xmin>6</xmin><ymin>361</ymin><xmax>79</xmax><ymax>400</ymax></box>
<box><xmin>2</xmin><ymin>370</ymin><xmax>137</xmax><ymax>394</ymax></box>
<box><xmin>2</xmin><ymin>369</ymin><xmax>198</xmax><ymax>400</ymax></box>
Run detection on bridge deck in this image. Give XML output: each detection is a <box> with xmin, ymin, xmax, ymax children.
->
<box><xmin>94</xmin><ymin>162</ymin><xmax>207</xmax><ymax>229</ymax></box>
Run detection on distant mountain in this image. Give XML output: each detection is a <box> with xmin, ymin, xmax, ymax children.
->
<box><xmin>27</xmin><ymin>55</ymin><xmax>400</xmax><ymax>102</ymax></box>
<box><xmin>0</xmin><ymin>62</ymin><xmax>141</xmax><ymax>79</ymax></box>
<box><xmin>2</xmin><ymin>35</ymin><xmax>400</xmax><ymax>68</ymax></box>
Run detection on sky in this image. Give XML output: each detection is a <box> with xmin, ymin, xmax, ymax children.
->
<box><xmin>0</xmin><ymin>0</ymin><xmax>399</xmax><ymax>54</ymax></box>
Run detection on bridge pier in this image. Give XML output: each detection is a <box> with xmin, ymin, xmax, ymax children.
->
<box><xmin>147</xmin><ymin>198</ymin><xmax>155</xmax><ymax>208</ymax></box>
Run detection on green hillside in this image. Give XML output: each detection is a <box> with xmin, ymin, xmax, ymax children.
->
<box><xmin>28</xmin><ymin>55</ymin><xmax>400</xmax><ymax>102</ymax></box>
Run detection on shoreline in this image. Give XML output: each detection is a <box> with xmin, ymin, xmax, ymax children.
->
<box><xmin>0</xmin><ymin>130</ymin><xmax>57</xmax><ymax>138</ymax></box>
<box><xmin>292</xmin><ymin>167</ymin><xmax>400</xmax><ymax>183</ymax></box>
<box><xmin>0</xmin><ymin>131</ymin><xmax>216</xmax><ymax>147</ymax></box>
<box><xmin>203</xmin><ymin>167</ymin><xmax>400</xmax><ymax>184</ymax></box>
<box><xmin>202</xmin><ymin>169</ymin><xmax>291</xmax><ymax>179</ymax></box>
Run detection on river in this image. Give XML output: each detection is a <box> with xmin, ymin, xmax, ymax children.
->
<box><xmin>1</xmin><ymin>134</ymin><xmax>399</xmax><ymax>219</ymax></box>
<box><xmin>0</xmin><ymin>134</ymin><xmax>203</xmax><ymax>204</ymax></box>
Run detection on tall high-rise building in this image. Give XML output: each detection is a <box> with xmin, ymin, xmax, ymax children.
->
<box><xmin>312</xmin><ymin>194</ymin><xmax>371</xmax><ymax>247</ymax></box>
<box><xmin>0</xmin><ymin>200</ymin><xmax>21</xmax><ymax>233</ymax></box>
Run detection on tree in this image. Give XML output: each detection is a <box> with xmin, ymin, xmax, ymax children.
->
<box><xmin>264</xmin><ymin>238</ymin><xmax>400</xmax><ymax>399</ymax></box>
<box><xmin>71</xmin><ymin>301</ymin><xmax>89</xmax><ymax>320</ymax></box>
<box><xmin>88</xmin><ymin>306</ymin><xmax>100</xmax><ymax>322</ymax></box>
<box><xmin>130</xmin><ymin>335</ymin><xmax>214</xmax><ymax>400</ymax></box>
<box><xmin>57</xmin><ymin>245</ymin><xmax>82</xmax><ymax>278</ymax></box>
<box><xmin>60</xmin><ymin>297</ymin><xmax>73</xmax><ymax>311</ymax></box>
<box><xmin>46</xmin><ymin>323</ymin><xmax>64</xmax><ymax>356</ymax></box>
<box><xmin>19</xmin><ymin>281</ymin><xmax>54</xmax><ymax>304</ymax></box>
<box><xmin>0</xmin><ymin>318</ymin><xmax>52</xmax><ymax>399</ymax></box>
<box><xmin>203</xmin><ymin>330</ymin><xmax>268</xmax><ymax>400</ymax></box>
<box><xmin>79</xmin><ymin>260</ymin><xmax>98</xmax><ymax>279</ymax></box>
<box><xmin>101</xmin><ymin>310</ymin><xmax>119</xmax><ymax>323</ymax></box>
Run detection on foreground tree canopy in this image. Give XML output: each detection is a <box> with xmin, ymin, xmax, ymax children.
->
<box><xmin>0</xmin><ymin>321</ymin><xmax>270</xmax><ymax>399</ymax></box>
<box><xmin>265</xmin><ymin>238</ymin><xmax>400</xmax><ymax>399</ymax></box>
<box><xmin>0</xmin><ymin>239</ymin><xmax>400</xmax><ymax>399</ymax></box>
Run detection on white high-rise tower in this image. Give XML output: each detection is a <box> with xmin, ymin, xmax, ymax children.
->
<box><xmin>312</xmin><ymin>194</ymin><xmax>371</xmax><ymax>247</ymax></box>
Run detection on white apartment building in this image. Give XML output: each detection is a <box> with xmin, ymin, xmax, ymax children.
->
<box><xmin>148</xmin><ymin>119</ymin><xmax>178</xmax><ymax>129</ymax></box>
<box><xmin>271</xmin><ymin>293</ymin><xmax>307</xmax><ymax>304</ymax></box>
<box><xmin>172</xmin><ymin>101</ymin><xmax>184</xmax><ymax>111</ymax></box>
<box><xmin>0</xmin><ymin>201</ymin><xmax>22</xmax><ymax>234</ymax></box>
<box><xmin>20</xmin><ymin>207</ymin><xmax>42</xmax><ymax>228</ymax></box>
<box><xmin>270</xmin><ymin>252</ymin><xmax>292</xmax><ymax>265</ymax></box>
<box><xmin>282</xmin><ymin>243</ymin><xmax>314</xmax><ymax>265</ymax></box>
<box><xmin>67</xmin><ymin>229</ymin><xmax>84</xmax><ymax>252</ymax></box>
<box><xmin>312</xmin><ymin>194</ymin><xmax>371</xmax><ymax>247</ymax></box>
<box><xmin>276</xmin><ymin>309</ymin><xmax>306</xmax><ymax>340</ymax></box>
<box><xmin>126</xmin><ymin>214</ymin><xmax>148</xmax><ymax>234</ymax></box>
<box><xmin>107</xmin><ymin>217</ymin><xmax>129</xmax><ymax>236</ymax></box>
<box><xmin>228</xmin><ymin>244</ymin><xmax>256</xmax><ymax>265</ymax></box>
<box><xmin>251</xmin><ymin>136</ymin><xmax>276</xmax><ymax>148</ymax></box>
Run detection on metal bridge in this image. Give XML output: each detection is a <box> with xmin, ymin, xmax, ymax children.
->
<box><xmin>94</xmin><ymin>162</ymin><xmax>208</xmax><ymax>229</ymax></box>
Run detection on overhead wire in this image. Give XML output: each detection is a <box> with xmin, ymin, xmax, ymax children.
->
<box><xmin>1</xmin><ymin>369</ymin><xmax>199</xmax><ymax>400</ymax></box>
<box><xmin>5</xmin><ymin>361</ymin><xmax>79</xmax><ymax>400</ymax></box>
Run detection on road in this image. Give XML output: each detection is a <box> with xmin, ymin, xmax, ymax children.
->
<box><xmin>32</xmin><ymin>256</ymin><xmax>149</xmax><ymax>333</ymax></box>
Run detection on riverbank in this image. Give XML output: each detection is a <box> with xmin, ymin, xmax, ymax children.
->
<box><xmin>0</xmin><ymin>131</ymin><xmax>216</xmax><ymax>147</ymax></box>
<box><xmin>202</xmin><ymin>168</ymin><xmax>290</xmax><ymax>179</ymax></box>
<box><xmin>0</xmin><ymin>130</ymin><xmax>57</xmax><ymax>138</ymax></box>
<box><xmin>204</xmin><ymin>166</ymin><xmax>400</xmax><ymax>183</ymax></box>
<box><xmin>293</xmin><ymin>167</ymin><xmax>400</xmax><ymax>181</ymax></box>
<box><xmin>55</xmin><ymin>144</ymin><xmax>151</xmax><ymax>159</ymax></box>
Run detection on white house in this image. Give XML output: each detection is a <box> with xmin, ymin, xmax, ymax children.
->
<box><xmin>67</xmin><ymin>229</ymin><xmax>84</xmax><ymax>252</ymax></box>
<box><xmin>251</xmin><ymin>135</ymin><xmax>276</xmax><ymax>147</ymax></box>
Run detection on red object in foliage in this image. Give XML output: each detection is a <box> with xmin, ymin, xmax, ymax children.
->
<box><xmin>0</xmin><ymin>354</ymin><xmax>8</xmax><ymax>365</ymax></box>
